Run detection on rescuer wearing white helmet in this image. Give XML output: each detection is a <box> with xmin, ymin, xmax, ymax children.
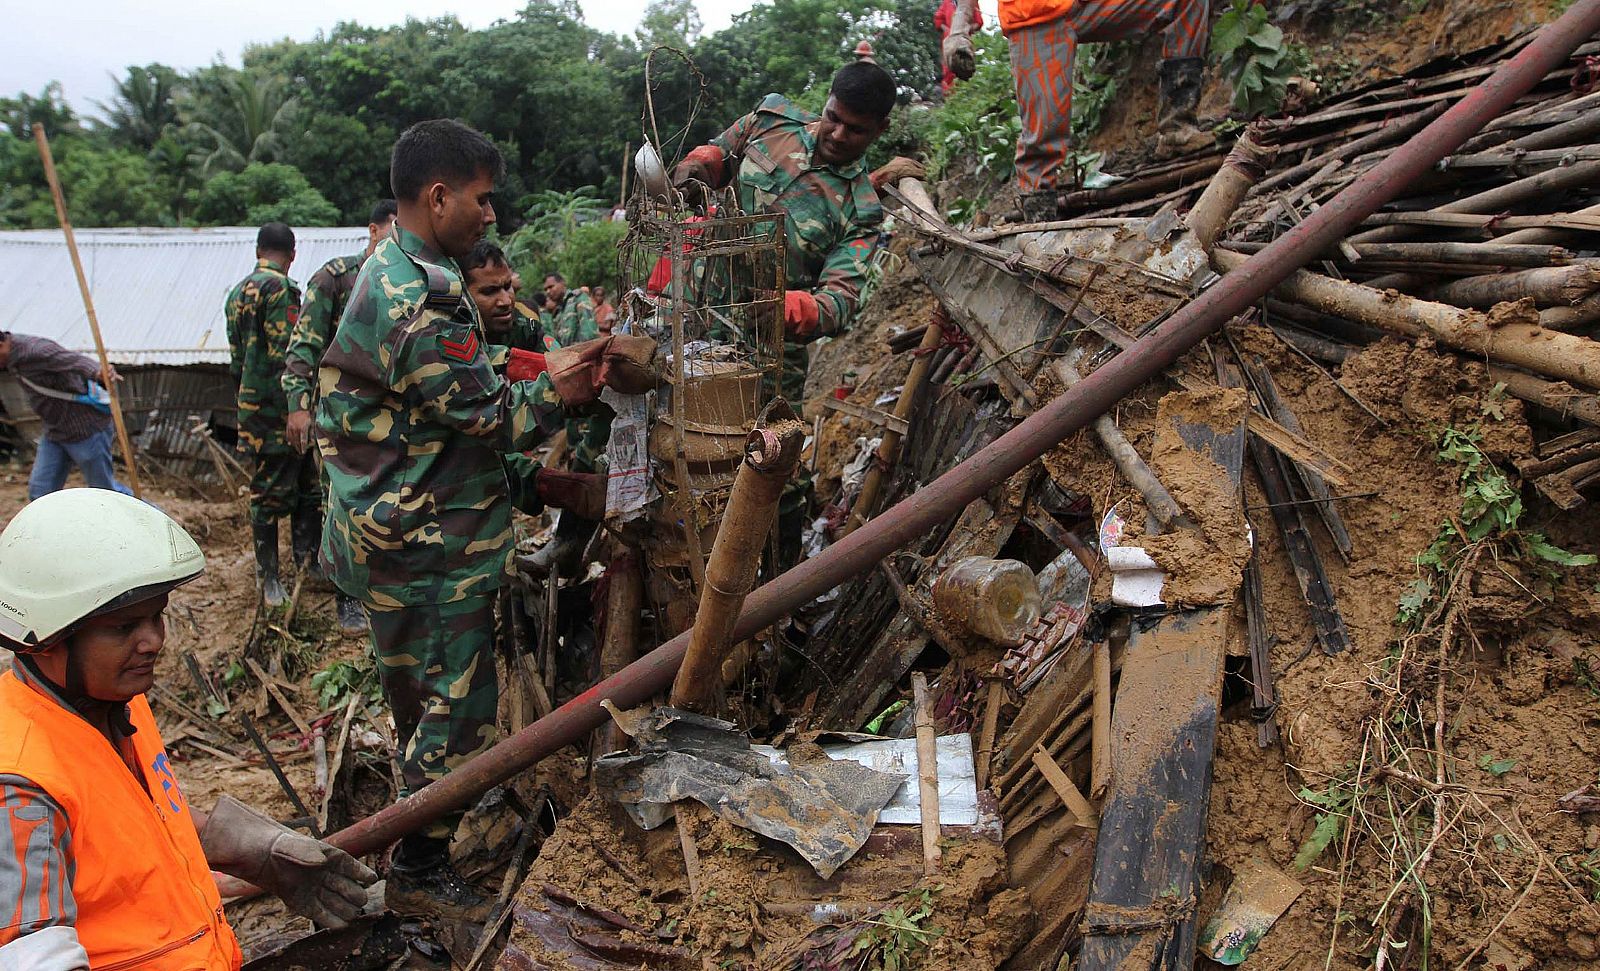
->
<box><xmin>0</xmin><ymin>489</ymin><xmax>377</xmax><ymax>971</ymax></box>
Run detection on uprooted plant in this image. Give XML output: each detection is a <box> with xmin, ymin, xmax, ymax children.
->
<box><xmin>1298</xmin><ymin>426</ymin><xmax>1598</xmax><ymax>969</ymax></box>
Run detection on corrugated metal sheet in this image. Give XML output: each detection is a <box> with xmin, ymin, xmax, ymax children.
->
<box><xmin>0</xmin><ymin>226</ymin><xmax>370</xmax><ymax>365</ymax></box>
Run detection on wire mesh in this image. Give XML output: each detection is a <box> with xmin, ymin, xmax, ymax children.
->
<box><xmin>614</xmin><ymin>199</ymin><xmax>786</xmax><ymax>618</ymax></box>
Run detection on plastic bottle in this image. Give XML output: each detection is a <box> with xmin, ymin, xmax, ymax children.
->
<box><xmin>931</xmin><ymin>556</ymin><xmax>1043</xmax><ymax>646</ymax></box>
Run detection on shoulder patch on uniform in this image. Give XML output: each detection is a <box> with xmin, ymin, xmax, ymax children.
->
<box><xmin>420</xmin><ymin>263</ymin><xmax>464</xmax><ymax>313</ymax></box>
<box><xmin>440</xmin><ymin>329</ymin><xmax>480</xmax><ymax>363</ymax></box>
<box><xmin>848</xmin><ymin>238</ymin><xmax>873</xmax><ymax>258</ymax></box>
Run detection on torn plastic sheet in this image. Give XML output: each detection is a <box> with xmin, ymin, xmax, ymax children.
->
<box><xmin>592</xmin><ymin>708</ymin><xmax>905</xmax><ymax>879</ymax></box>
<box><xmin>753</xmin><ymin>732</ymin><xmax>980</xmax><ymax>826</ymax></box>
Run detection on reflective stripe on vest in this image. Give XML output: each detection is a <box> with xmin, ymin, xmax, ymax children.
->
<box><xmin>0</xmin><ymin>673</ymin><xmax>242</xmax><ymax>970</ymax></box>
<box><xmin>998</xmin><ymin>0</ymin><xmax>1074</xmax><ymax>33</ymax></box>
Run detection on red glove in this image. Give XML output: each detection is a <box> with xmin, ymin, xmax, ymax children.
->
<box><xmin>671</xmin><ymin>145</ymin><xmax>727</xmax><ymax>190</ymax></box>
<box><xmin>535</xmin><ymin>469</ymin><xmax>608</xmax><ymax>521</ymax></box>
<box><xmin>784</xmin><ymin>290</ymin><xmax>821</xmax><ymax>338</ymax></box>
<box><xmin>507</xmin><ymin>348</ymin><xmax>547</xmax><ymax>384</ymax></box>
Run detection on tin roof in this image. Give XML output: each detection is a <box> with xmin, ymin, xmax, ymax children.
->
<box><xmin>0</xmin><ymin>226</ymin><xmax>371</xmax><ymax>365</ymax></box>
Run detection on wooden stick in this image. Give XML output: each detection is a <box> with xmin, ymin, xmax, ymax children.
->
<box><xmin>31</xmin><ymin>124</ymin><xmax>141</xmax><ymax>499</ymax></box>
<box><xmin>318</xmin><ymin>694</ymin><xmax>359</xmax><ymax>832</ymax></box>
<box><xmin>844</xmin><ymin>315</ymin><xmax>944</xmax><ymax>534</ymax></box>
<box><xmin>1054</xmin><ymin>358</ymin><xmax>1184</xmax><ymax>529</ymax></box>
<box><xmin>912</xmin><ymin>672</ymin><xmax>941</xmax><ymax>875</ymax></box>
<box><xmin>1091</xmin><ymin>639</ymin><xmax>1112</xmax><ymax>801</ymax></box>
<box><xmin>1031</xmin><ymin>743</ymin><xmax>1098</xmax><ymax>829</ymax></box>
<box><xmin>976</xmin><ymin>679</ymin><xmax>1003</xmax><ymax>791</ymax></box>
<box><xmin>677</xmin><ymin>806</ymin><xmax>703</xmax><ymax>900</ymax></box>
<box><xmin>245</xmin><ymin>656</ymin><xmax>314</xmax><ymax>737</ymax></box>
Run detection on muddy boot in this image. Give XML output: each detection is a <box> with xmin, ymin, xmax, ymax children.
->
<box><xmin>336</xmin><ymin>593</ymin><xmax>368</xmax><ymax>633</ymax></box>
<box><xmin>252</xmin><ymin>521</ymin><xmax>287</xmax><ymax>608</ymax></box>
<box><xmin>386</xmin><ymin>836</ymin><xmax>492</xmax><ymax>923</ymax></box>
<box><xmin>517</xmin><ymin>513</ymin><xmax>598</xmax><ymax>581</ymax></box>
<box><xmin>290</xmin><ymin>506</ymin><xmax>324</xmax><ymax>581</ymax></box>
<box><xmin>1155</xmin><ymin>57</ymin><xmax>1212</xmax><ymax>160</ymax></box>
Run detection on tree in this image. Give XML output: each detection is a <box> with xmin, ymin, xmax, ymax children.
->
<box><xmin>183</xmin><ymin>70</ymin><xmax>298</xmax><ymax>175</ymax></box>
<box><xmin>190</xmin><ymin>162</ymin><xmax>339</xmax><ymax>225</ymax></box>
<box><xmin>94</xmin><ymin>64</ymin><xmax>183</xmax><ymax>151</ymax></box>
<box><xmin>0</xmin><ymin>83</ymin><xmax>81</xmax><ymax>140</ymax></box>
<box><xmin>638</xmin><ymin>0</ymin><xmax>703</xmax><ymax>48</ymax></box>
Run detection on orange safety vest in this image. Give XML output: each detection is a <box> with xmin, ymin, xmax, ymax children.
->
<box><xmin>0</xmin><ymin>671</ymin><xmax>243</xmax><ymax>970</ymax></box>
<box><xmin>998</xmin><ymin>0</ymin><xmax>1074</xmax><ymax>34</ymax></box>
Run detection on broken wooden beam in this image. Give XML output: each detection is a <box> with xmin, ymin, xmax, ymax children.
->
<box><xmin>1078</xmin><ymin>388</ymin><xmax>1248</xmax><ymax>971</ymax></box>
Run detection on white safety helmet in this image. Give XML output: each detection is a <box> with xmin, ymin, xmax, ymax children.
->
<box><xmin>0</xmin><ymin>489</ymin><xmax>205</xmax><ymax>654</ymax></box>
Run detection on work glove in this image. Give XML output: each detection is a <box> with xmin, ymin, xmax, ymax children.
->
<box><xmin>783</xmin><ymin>290</ymin><xmax>821</xmax><ymax>339</ymax></box>
<box><xmin>869</xmin><ymin>157</ymin><xmax>928</xmax><ymax>190</ymax></box>
<box><xmin>285</xmin><ymin>410</ymin><xmax>314</xmax><ymax>454</ymax></box>
<box><xmin>535</xmin><ymin>468</ymin><xmax>608</xmax><ymax>521</ymax></box>
<box><xmin>942</xmin><ymin>34</ymin><xmax>977</xmax><ymax>81</ymax></box>
<box><xmin>547</xmin><ymin>334</ymin><xmax>661</xmax><ymax>408</ymax></box>
<box><xmin>506</xmin><ymin>348</ymin><xmax>549</xmax><ymax>384</ymax></box>
<box><xmin>199</xmin><ymin>796</ymin><xmax>376</xmax><ymax>928</ymax></box>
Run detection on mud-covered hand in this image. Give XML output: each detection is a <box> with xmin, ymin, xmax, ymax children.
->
<box><xmin>547</xmin><ymin>334</ymin><xmax>660</xmax><ymax>408</ymax></box>
<box><xmin>199</xmin><ymin>796</ymin><xmax>376</xmax><ymax>928</ymax></box>
<box><xmin>535</xmin><ymin>468</ymin><xmax>608</xmax><ymax>521</ymax></box>
<box><xmin>942</xmin><ymin>34</ymin><xmax>976</xmax><ymax>80</ymax></box>
<box><xmin>285</xmin><ymin>410</ymin><xmax>314</xmax><ymax>453</ymax></box>
<box><xmin>869</xmin><ymin>157</ymin><xmax>928</xmax><ymax>190</ymax></box>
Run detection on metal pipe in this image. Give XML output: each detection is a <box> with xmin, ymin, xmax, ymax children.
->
<box><xmin>317</xmin><ymin>0</ymin><xmax>1600</xmax><ymax>860</ymax></box>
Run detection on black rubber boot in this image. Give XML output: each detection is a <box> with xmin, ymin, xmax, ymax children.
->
<box><xmin>336</xmin><ymin>593</ymin><xmax>368</xmax><ymax>633</ymax></box>
<box><xmin>517</xmin><ymin>513</ymin><xmax>598</xmax><ymax>581</ymax></box>
<box><xmin>387</xmin><ymin>836</ymin><xmax>492</xmax><ymax>922</ymax></box>
<box><xmin>1156</xmin><ymin>57</ymin><xmax>1211</xmax><ymax>160</ymax></box>
<box><xmin>290</xmin><ymin>506</ymin><xmax>324</xmax><ymax>581</ymax></box>
<box><xmin>252</xmin><ymin>521</ymin><xmax>287</xmax><ymax>607</ymax></box>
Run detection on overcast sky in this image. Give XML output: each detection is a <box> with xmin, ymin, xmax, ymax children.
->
<box><xmin>1</xmin><ymin>0</ymin><xmax>761</xmax><ymax>117</ymax></box>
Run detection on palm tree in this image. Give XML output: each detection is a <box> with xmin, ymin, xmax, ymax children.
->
<box><xmin>93</xmin><ymin>65</ymin><xmax>182</xmax><ymax>152</ymax></box>
<box><xmin>184</xmin><ymin>71</ymin><xmax>298</xmax><ymax>176</ymax></box>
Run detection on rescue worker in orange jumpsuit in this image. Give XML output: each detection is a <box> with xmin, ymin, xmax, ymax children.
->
<box><xmin>942</xmin><ymin>0</ymin><xmax>1213</xmax><ymax>218</ymax></box>
<box><xmin>0</xmin><ymin>489</ymin><xmax>376</xmax><ymax>970</ymax></box>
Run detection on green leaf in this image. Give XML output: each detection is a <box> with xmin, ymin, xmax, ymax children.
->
<box><xmin>1293</xmin><ymin>809</ymin><xmax>1343</xmax><ymax>871</ymax></box>
<box><xmin>1477</xmin><ymin>754</ymin><xmax>1517</xmax><ymax>777</ymax></box>
<box><xmin>1525</xmin><ymin>534</ymin><xmax>1598</xmax><ymax>567</ymax></box>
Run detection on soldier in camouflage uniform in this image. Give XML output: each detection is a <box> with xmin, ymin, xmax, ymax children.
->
<box><xmin>314</xmin><ymin>120</ymin><xmax>656</xmax><ymax>920</ymax></box>
<box><xmin>462</xmin><ymin>240</ymin><xmax>609</xmax><ymax>520</ymax></box>
<box><xmin>225</xmin><ymin>223</ymin><xmax>310</xmax><ymax>607</ymax></box>
<box><xmin>280</xmin><ymin>200</ymin><xmax>398</xmax><ymax>632</ymax></box>
<box><xmin>671</xmin><ymin>61</ymin><xmax>909</xmax><ymax>564</ymax></box>
<box><xmin>520</xmin><ymin>273</ymin><xmax>611</xmax><ymax>578</ymax></box>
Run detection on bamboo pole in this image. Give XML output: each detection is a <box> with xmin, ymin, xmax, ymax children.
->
<box><xmin>842</xmin><ymin>311</ymin><xmax>944</xmax><ymax>536</ymax></box>
<box><xmin>669</xmin><ymin>404</ymin><xmax>806</xmax><ymax>713</ymax></box>
<box><xmin>912</xmin><ymin>672</ymin><xmax>941</xmax><ymax>875</ymax></box>
<box><xmin>32</xmin><ymin>124</ymin><xmax>141</xmax><ymax>499</ymax></box>
<box><xmin>1215</xmin><ymin>249</ymin><xmax>1600</xmax><ymax>389</ymax></box>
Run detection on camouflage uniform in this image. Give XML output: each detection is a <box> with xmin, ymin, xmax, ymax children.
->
<box><xmin>315</xmin><ymin>227</ymin><xmax>566</xmax><ymax>838</ymax></box>
<box><xmin>548</xmin><ymin>291</ymin><xmax>606</xmax><ymax>473</ymax></box>
<box><xmin>487</xmin><ymin>307</ymin><xmax>562</xmax><ymax>516</ymax></box>
<box><xmin>281</xmin><ymin>252</ymin><xmax>366</xmax><ymax>416</ymax></box>
<box><xmin>698</xmin><ymin>94</ymin><xmax>885</xmax><ymax>560</ymax></box>
<box><xmin>225</xmin><ymin>259</ymin><xmax>316</xmax><ymax>526</ymax></box>
<box><xmin>705</xmin><ymin>93</ymin><xmax>884</xmax><ymax>403</ymax></box>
